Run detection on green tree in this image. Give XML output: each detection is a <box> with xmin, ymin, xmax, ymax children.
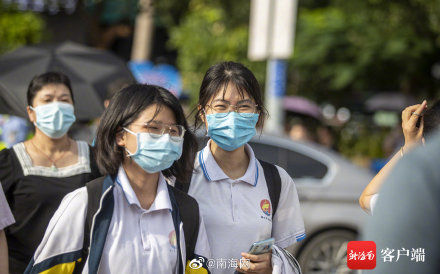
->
<box><xmin>292</xmin><ymin>0</ymin><xmax>440</xmax><ymax>102</ymax></box>
<box><xmin>0</xmin><ymin>2</ymin><xmax>45</xmax><ymax>54</ymax></box>
<box><xmin>166</xmin><ymin>0</ymin><xmax>265</xmax><ymax>104</ymax></box>
<box><xmin>162</xmin><ymin>0</ymin><xmax>440</xmax><ymax>105</ymax></box>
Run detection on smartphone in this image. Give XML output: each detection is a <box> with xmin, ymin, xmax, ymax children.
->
<box><xmin>248</xmin><ymin>238</ymin><xmax>275</xmax><ymax>255</ymax></box>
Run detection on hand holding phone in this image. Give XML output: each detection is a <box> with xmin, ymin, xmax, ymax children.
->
<box><xmin>234</xmin><ymin>238</ymin><xmax>274</xmax><ymax>274</ymax></box>
<box><xmin>248</xmin><ymin>238</ymin><xmax>275</xmax><ymax>255</ymax></box>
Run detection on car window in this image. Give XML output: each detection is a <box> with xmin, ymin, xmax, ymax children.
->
<box><xmin>195</xmin><ymin>136</ymin><xmax>328</xmax><ymax>181</ymax></box>
<box><xmin>249</xmin><ymin>141</ymin><xmax>328</xmax><ymax>180</ymax></box>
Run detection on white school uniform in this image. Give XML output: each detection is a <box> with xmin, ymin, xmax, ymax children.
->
<box><xmin>31</xmin><ymin>166</ymin><xmax>211</xmax><ymax>274</ymax></box>
<box><xmin>98</xmin><ymin>167</ymin><xmax>179</xmax><ymax>273</ymax></box>
<box><xmin>370</xmin><ymin>193</ymin><xmax>379</xmax><ymax>215</ymax></box>
<box><xmin>188</xmin><ymin>141</ymin><xmax>305</xmax><ymax>273</ymax></box>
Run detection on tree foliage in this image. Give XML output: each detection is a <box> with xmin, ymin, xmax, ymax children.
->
<box><xmin>162</xmin><ymin>0</ymin><xmax>440</xmax><ymax>104</ymax></box>
<box><xmin>0</xmin><ymin>2</ymin><xmax>45</xmax><ymax>54</ymax></box>
<box><xmin>293</xmin><ymin>0</ymin><xmax>440</xmax><ymax>102</ymax></box>
<box><xmin>165</xmin><ymin>0</ymin><xmax>265</xmax><ymax>103</ymax></box>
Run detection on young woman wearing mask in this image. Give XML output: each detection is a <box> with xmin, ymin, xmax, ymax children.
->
<box><xmin>0</xmin><ymin>72</ymin><xmax>101</xmax><ymax>273</ymax></box>
<box><xmin>25</xmin><ymin>84</ymin><xmax>211</xmax><ymax>274</ymax></box>
<box><xmin>177</xmin><ymin>61</ymin><xmax>305</xmax><ymax>274</ymax></box>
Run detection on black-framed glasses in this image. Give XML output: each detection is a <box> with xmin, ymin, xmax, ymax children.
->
<box><xmin>205</xmin><ymin>100</ymin><xmax>258</xmax><ymax>118</ymax></box>
<box><xmin>131</xmin><ymin>121</ymin><xmax>185</xmax><ymax>141</ymax></box>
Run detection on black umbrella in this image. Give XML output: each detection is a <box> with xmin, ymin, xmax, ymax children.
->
<box><xmin>0</xmin><ymin>84</ymin><xmax>21</xmax><ymax>115</ymax></box>
<box><xmin>0</xmin><ymin>41</ymin><xmax>135</xmax><ymax>120</ymax></box>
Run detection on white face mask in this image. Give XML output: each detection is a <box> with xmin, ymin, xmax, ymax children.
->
<box><xmin>30</xmin><ymin>102</ymin><xmax>76</xmax><ymax>139</ymax></box>
<box><xmin>124</xmin><ymin>128</ymin><xmax>183</xmax><ymax>173</ymax></box>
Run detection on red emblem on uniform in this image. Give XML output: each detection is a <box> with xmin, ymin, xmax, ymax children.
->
<box><xmin>260</xmin><ymin>199</ymin><xmax>271</xmax><ymax>216</ymax></box>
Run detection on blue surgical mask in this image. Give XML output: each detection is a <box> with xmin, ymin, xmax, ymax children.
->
<box><xmin>30</xmin><ymin>102</ymin><xmax>76</xmax><ymax>139</ymax></box>
<box><xmin>124</xmin><ymin>128</ymin><xmax>183</xmax><ymax>173</ymax></box>
<box><xmin>206</xmin><ymin>112</ymin><xmax>259</xmax><ymax>151</ymax></box>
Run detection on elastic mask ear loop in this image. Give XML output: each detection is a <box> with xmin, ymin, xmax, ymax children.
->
<box><xmin>122</xmin><ymin>127</ymin><xmax>139</xmax><ymax>157</ymax></box>
<box><xmin>202</xmin><ymin>109</ymin><xmax>209</xmax><ymax>136</ymax></box>
<box><xmin>29</xmin><ymin>105</ymin><xmax>38</xmax><ymax>127</ymax></box>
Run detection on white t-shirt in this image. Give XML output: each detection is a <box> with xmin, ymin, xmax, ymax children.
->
<box><xmin>370</xmin><ymin>193</ymin><xmax>379</xmax><ymax>215</ymax></box>
<box><xmin>188</xmin><ymin>141</ymin><xmax>305</xmax><ymax>273</ymax></box>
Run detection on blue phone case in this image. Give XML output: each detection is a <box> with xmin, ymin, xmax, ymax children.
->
<box><xmin>248</xmin><ymin>238</ymin><xmax>275</xmax><ymax>255</ymax></box>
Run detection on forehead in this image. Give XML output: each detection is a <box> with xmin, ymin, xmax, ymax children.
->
<box><xmin>209</xmin><ymin>83</ymin><xmax>252</xmax><ymax>102</ymax></box>
<box><xmin>36</xmin><ymin>84</ymin><xmax>71</xmax><ymax>97</ymax></box>
<box><xmin>133</xmin><ymin>104</ymin><xmax>177</xmax><ymax>125</ymax></box>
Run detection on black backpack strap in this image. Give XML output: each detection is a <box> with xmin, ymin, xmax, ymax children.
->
<box><xmin>174</xmin><ymin>179</ymin><xmax>190</xmax><ymax>193</ymax></box>
<box><xmin>88</xmin><ymin>145</ymin><xmax>102</xmax><ymax>178</ymax></box>
<box><xmin>259</xmin><ymin>160</ymin><xmax>282</xmax><ymax>218</ymax></box>
<box><xmin>170</xmin><ymin>185</ymin><xmax>200</xmax><ymax>259</ymax></box>
<box><xmin>174</xmin><ymin>167</ymin><xmax>194</xmax><ymax>193</ymax></box>
<box><xmin>73</xmin><ymin>177</ymin><xmax>105</xmax><ymax>274</ymax></box>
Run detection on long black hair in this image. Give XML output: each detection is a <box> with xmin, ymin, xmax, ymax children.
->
<box><xmin>424</xmin><ymin>100</ymin><xmax>440</xmax><ymax>137</ymax></box>
<box><xmin>95</xmin><ymin>84</ymin><xmax>197</xmax><ymax>182</ymax></box>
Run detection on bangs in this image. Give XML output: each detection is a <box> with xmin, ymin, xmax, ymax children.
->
<box><xmin>213</xmin><ymin>81</ymin><xmax>251</xmax><ymax>102</ymax></box>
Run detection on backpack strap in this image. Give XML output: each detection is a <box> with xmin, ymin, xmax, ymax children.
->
<box><xmin>174</xmin><ymin>179</ymin><xmax>190</xmax><ymax>193</ymax></box>
<box><xmin>88</xmin><ymin>145</ymin><xmax>102</xmax><ymax>178</ymax></box>
<box><xmin>73</xmin><ymin>176</ymin><xmax>105</xmax><ymax>274</ymax></box>
<box><xmin>259</xmin><ymin>160</ymin><xmax>282</xmax><ymax>218</ymax></box>
<box><xmin>170</xmin><ymin>185</ymin><xmax>200</xmax><ymax>260</ymax></box>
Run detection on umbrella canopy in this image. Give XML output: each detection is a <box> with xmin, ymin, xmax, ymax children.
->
<box><xmin>283</xmin><ymin>96</ymin><xmax>322</xmax><ymax>120</ymax></box>
<box><xmin>0</xmin><ymin>85</ymin><xmax>18</xmax><ymax>116</ymax></box>
<box><xmin>365</xmin><ymin>92</ymin><xmax>417</xmax><ymax>112</ymax></box>
<box><xmin>128</xmin><ymin>61</ymin><xmax>182</xmax><ymax>98</ymax></box>
<box><xmin>0</xmin><ymin>41</ymin><xmax>134</xmax><ymax>120</ymax></box>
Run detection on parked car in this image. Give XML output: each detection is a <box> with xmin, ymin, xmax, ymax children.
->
<box><xmin>197</xmin><ymin>134</ymin><xmax>373</xmax><ymax>274</ymax></box>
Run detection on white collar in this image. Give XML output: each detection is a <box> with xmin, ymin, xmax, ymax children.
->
<box><xmin>199</xmin><ymin>140</ymin><xmax>259</xmax><ymax>186</ymax></box>
<box><xmin>116</xmin><ymin>166</ymin><xmax>172</xmax><ymax>211</ymax></box>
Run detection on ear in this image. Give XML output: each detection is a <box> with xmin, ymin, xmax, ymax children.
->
<box><xmin>198</xmin><ymin>104</ymin><xmax>206</xmax><ymax>123</ymax></box>
<box><xmin>104</xmin><ymin>100</ymin><xmax>110</xmax><ymax>109</ymax></box>
<box><xmin>116</xmin><ymin>130</ymin><xmax>126</xmax><ymax>147</ymax></box>
<box><xmin>27</xmin><ymin>106</ymin><xmax>36</xmax><ymax>123</ymax></box>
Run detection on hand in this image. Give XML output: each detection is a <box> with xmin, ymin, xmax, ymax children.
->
<box><xmin>236</xmin><ymin>252</ymin><xmax>272</xmax><ymax>274</ymax></box>
<box><xmin>401</xmin><ymin>100</ymin><xmax>427</xmax><ymax>151</ymax></box>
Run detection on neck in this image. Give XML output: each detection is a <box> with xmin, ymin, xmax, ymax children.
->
<box><xmin>210</xmin><ymin>141</ymin><xmax>249</xmax><ymax>178</ymax></box>
<box><xmin>31</xmin><ymin>130</ymin><xmax>71</xmax><ymax>153</ymax></box>
<box><xmin>122</xmin><ymin>159</ymin><xmax>159</xmax><ymax>208</ymax></box>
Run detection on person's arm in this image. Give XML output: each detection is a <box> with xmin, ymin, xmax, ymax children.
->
<box><xmin>363</xmin><ymin>134</ymin><xmax>440</xmax><ymax>273</ymax></box>
<box><xmin>359</xmin><ymin>149</ymin><xmax>403</xmax><ymax>212</ymax></box>
<box><xmin>25</xmin><ymin>188</ymin><xmax>87</xmax><ymax>274</ymax></box>
<box><xmin>0</xmin><ymin>182</ymin><xmax>15</xmax><ymax>274</ymax></box>
<box><xmin>0</xmin><ymin>230</ymin><xmax>8</xmax><ymax>274</ymax></box>
<box><xmin>359</xmin><ymin>101</ymin><xmax>427</xmax><ymax>213</ymax></box>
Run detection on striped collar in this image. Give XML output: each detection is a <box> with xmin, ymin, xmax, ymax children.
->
<box><xmin>198</xmin><ymin>140</ymin><xmax>259</xmax><ymax>187</ymax></box>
